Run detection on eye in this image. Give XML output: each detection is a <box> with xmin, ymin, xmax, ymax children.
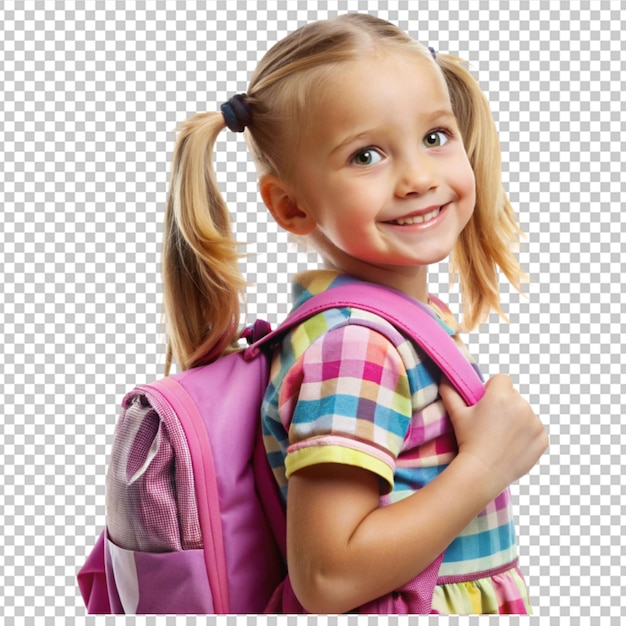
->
<box><xmin>424</xmin><ymin>130</ymin><xmax>450</xmax><ymax>148</ymax></box>
<box><xmin>351</xmin><ymin>148</ymin><xmax>384</xmax><ymax>166</ymax></box>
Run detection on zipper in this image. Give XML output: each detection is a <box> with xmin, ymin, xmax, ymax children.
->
<box><xmin>136</xmin><ymin>379</ymin><xmax>230</xmax><ymax>613</ymax></box>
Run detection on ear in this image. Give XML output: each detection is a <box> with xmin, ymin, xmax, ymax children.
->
<box><xmin>259</xmin><ymin>174</ymin><xmax>316</xmax><ymax>235</ymax></box>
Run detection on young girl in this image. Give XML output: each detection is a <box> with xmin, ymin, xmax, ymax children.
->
<box><xmin>162</xmin><ymin>13</ymin><xmax>548</xmax><ymax>614</ymax></box>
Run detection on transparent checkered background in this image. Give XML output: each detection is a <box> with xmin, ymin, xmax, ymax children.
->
<box><xmin>1</xmin><ymin>0</ymin><xmax>624</xmax><ymax>623</ymax></box>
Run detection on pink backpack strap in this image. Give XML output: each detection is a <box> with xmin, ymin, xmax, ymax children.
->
<box><xmin>246</xmin><ymin>282</ymin><xmax>484</xmax><ymax>407</ymax></box>
<box><xmin>427</xmin><ymin>293</ymin><xmax>452</xmax><ymax>314</ymax></box>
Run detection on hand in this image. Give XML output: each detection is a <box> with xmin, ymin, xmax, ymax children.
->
<box><xmin>439</xmin><ymin>373</ymin><xmax>548</xmax><ymax>495</ymax></box>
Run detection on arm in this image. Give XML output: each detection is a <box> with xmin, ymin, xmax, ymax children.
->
<box><xmin>287</xmin><ymin>374</ymin><xmax>548</xmax><ymax>614</ymax></box>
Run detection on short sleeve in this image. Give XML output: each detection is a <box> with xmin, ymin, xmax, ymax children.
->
<box><xmin>279</xmin><ymin>323</ymin><xmax>413</xmax><ymax>493</ymax></box>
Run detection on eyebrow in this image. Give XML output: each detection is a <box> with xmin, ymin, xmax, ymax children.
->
<box><xmin>426</xmin><ymin>108</ymin><xmax>457</xmax><ymax>122</ymax></box>
<box><xmin>330</xmin><ymin>108</ymin><xmax>457</xmax><ymax>155</ymax></box>
<box><xmin>330</xmin><ymin>131</ymin><xmax>373</xmax><ymax>154</ymax></box>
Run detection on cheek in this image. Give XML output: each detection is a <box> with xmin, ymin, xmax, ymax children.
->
<box><xmin>459</xmin><ymin>161</ymin><xmax>477</xmax><ymax>208</ymax></box>
<box><xmin>467</xmin><ymin>175</ymin><xmax>477</xmax><ymax>210</ymax></box>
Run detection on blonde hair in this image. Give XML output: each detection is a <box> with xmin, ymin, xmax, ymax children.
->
<box><xmin>163</xmin><ymin>13</ymin><xmax>524</xmax><ymax>372</ymax></box>
<box><xmin>435</xmin><ymin>54</ymin><xmax>525</xmax><ymax>330</ymax></box>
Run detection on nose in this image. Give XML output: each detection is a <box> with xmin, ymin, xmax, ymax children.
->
<box><xmin>395</xmin><ymin>153</ymin><xmax>438</xmax><ymax>197</ymax></box>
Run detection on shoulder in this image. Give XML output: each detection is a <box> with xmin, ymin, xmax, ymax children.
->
<box><xmin>293</xmin><ymin>310</ymin><xmax>408</xmax><ymax>362</ymax></box>
<box><xmin>280</xmin><ymin>306</ymin><xmax>425</xmax><ymax>385</ymax></box>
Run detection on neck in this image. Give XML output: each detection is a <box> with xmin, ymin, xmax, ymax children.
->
<box><xmin>321</xmin><ymin>258</ymin><xmax>429</xmax><ymax>303</ymax></box>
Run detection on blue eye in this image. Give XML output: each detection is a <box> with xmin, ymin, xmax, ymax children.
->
<box><xmin>351</xmin><ymin>148</ymin><xmax>383</xmax><ymax>166</ymax></box>
<box><xmin>424</xmin><ymin>130</ymin><xmax>449</xmax><ymax>148</ymax></box>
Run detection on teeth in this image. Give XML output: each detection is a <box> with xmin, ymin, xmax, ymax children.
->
<box><xmin>392</xmin><ymin>207</ymin><xmax>440</xmax><ymax>225</ymax></box>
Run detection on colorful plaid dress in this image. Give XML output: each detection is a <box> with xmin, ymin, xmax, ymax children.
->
<box><xmin>261</xmin><ymin>271</ymin><xmax>532</xmax><ymax>614</ymax></box>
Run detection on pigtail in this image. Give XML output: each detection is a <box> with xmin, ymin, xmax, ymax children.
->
<box><xmin>162</xmin><ymin>112</ymin><xmax>246</xmax><ymax>373</ymax></box>
<box><xmin>436</xmin><ymin>54</ymin><xmax>526</xmax><ymax>331</ymax></box>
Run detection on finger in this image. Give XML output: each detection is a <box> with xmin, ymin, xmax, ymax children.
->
<box><xmin>438</xmin><ymin>375</ymin><xmax>466</xmax><ymax>415</ymax></box>
<box><xmin>484</xmin><ymin>372</ymin><xmax>513</xmax><ymax>391</ymax></box>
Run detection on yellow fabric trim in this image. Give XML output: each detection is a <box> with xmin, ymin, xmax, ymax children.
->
<box><xmin>285</xmin><ymin>445</ymin><xmax>394</xmax><ymax>493</ymax></box>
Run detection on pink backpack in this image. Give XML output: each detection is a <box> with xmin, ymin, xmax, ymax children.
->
<box><xmin>77</xmin><ymin>282</ymin><xmax>485</xmax><ymax>614</ymax></box>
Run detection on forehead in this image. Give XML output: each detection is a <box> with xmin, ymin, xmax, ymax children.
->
<box><xmin>304</xmin><ymin>50</ymin><xmax>452</xmax><ymax>142</ymax></box>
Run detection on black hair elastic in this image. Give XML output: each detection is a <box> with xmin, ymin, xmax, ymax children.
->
<box><xmin>220</xmin><ymin>93</ymin><xmax>253</xmax><ymax>132</ymax></box>
<box><xmin>428</xmin><ymin>46</ymin><xmax>437</xmax><ymax>60</ymax></box>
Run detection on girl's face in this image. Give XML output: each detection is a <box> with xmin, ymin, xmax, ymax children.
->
<box><xmin>286</xmin><ymin>49</ymin><xmax>476</xmax><ymax>300</ymax></box>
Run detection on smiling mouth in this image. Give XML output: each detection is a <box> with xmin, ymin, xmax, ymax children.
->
<box><xmin>386</xmin><ymin>206</ymin><xmax>442</xmax><ymax>226</ymax></box>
